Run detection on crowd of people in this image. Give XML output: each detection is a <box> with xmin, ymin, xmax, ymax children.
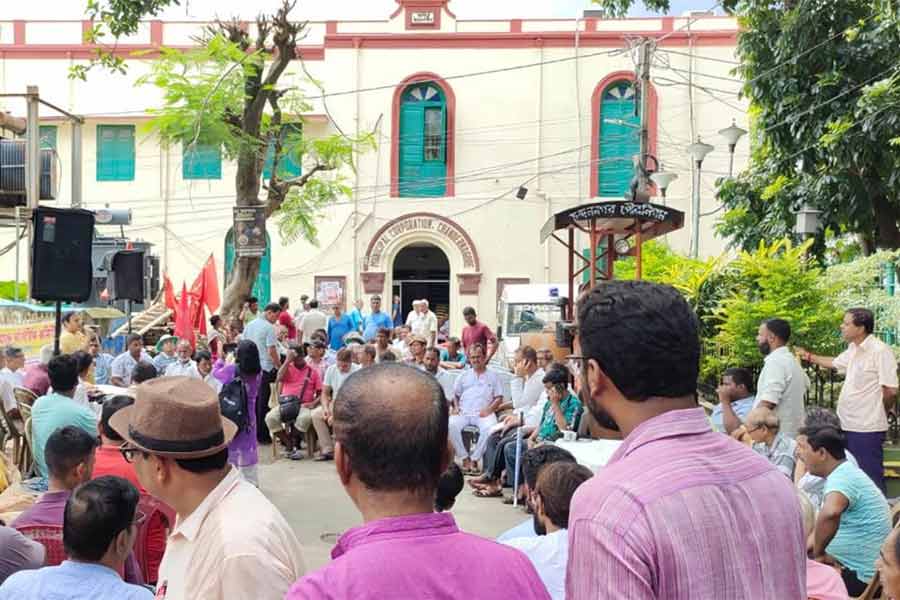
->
<box><xmin>2</xmin><ymin>283</ymin><xmax>900</xmax><ymax>599</ymax></box>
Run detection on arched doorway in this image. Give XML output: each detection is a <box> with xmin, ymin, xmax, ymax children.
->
<box><xmin>392</xmin><ymin>243</ymin><xmax>450</xmax><ymax>330</ymax></box>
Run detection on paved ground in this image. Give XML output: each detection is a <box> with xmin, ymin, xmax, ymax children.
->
<box><xmin>258</xmin><ymin>455</ymin><xmax>528</xmax><ymax>571</ymax></box>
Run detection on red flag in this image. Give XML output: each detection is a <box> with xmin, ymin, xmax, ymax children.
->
<box><xmin>202</xmin><ymin>255</ymin><xmax>220</xmax><ymax>313</ymax></box>
<box><xmin>163</xmin><ymin>276</ymin><xmax>178</xmax><ymax>316</ymax></box>
<box><xmin>174</xmin><ymin>283</ymin><xmax>195</xmax><ymax>349</ymax></box>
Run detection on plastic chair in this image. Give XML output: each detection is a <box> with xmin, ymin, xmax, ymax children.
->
<box><xmin>16</xmin><ymin>524</ymin><xmax>66</xmax><ymax>566</ymax></box>
<box><xmin>13</xmin><ymin>387</ymin><xmax>37</xmax><ymax>407</ymax></box>
<box><xmin>21</xmin><ymin>416</ymin><xmax>33</xmax><ymax>477</ymax></box>
<box><xmin>0</xmin><ymin>405</ymin><xmax>24</xmax><ymax>472</ymax></box>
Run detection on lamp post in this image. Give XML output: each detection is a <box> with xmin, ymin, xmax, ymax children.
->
<box><xmin>650</xmin><ymin>171</ymin><xmax>678</xmax><ymax>204</ymax></box>
<box><xmin>718</xmin><ymin>119</ymin><xmax>747</xmax><ymax>178</ymax></box>
<box><xmin>687</xmin><ymin>137</ymin><xmax>714</xmax><ymax>258</ymax></box>
<box><xmin>793</xmin><ymin>204</ymin><xmax>822</xmax><ymax>237</ymax></box>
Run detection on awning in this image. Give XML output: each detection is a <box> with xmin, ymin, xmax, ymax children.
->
<box><xmin>540</xmin><ymin>201</ymin><xmax>685</xmax><ymax>243</ymax></box>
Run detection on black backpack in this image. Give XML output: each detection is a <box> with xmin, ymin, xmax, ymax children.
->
<box><xmin>219</xmin><ymin>377</ymin><xmax>249</xmax><ymax>432</ymax></box>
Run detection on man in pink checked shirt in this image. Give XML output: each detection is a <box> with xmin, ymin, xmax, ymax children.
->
<box><xmin>566</xmin><ymin>280</ymin><xmax>805</xmax><ymax>599</ymax></box>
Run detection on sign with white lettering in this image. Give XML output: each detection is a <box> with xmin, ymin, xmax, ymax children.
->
<box><xmin>364</xmin><ymin>213</ymin><xmax>478</xmax><ymax>271</ymax></box>
<box><xmin>410</xmin><ymin>10</ymin><xmax>436</xmax><ymax>24</ymax></box>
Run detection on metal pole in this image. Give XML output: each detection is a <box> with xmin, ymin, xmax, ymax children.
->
<box><xmin>25</xmin><ymin>86</ymin><xmax>39</xmax><ymax>302</ymax></box>
<box><xmin>635</xmin><ymin>222</ymin><xmax>643</xmax><ymax>280</ymax></box>
<box><xmin>512</xmin><ymin>424</ymin><xmax>523</xmax><ymax>507</ymax></box>
<box><xmin>589</xmin><ymin>218</ymin><xmax>597</xmax><ymax>289</ymax></box>
<box><xmin>71</xmin><ymin>121</ymin><xmax>82</xmax><ymax>208</ymax></box>
<box><xmin>637</xmin><ymin>39</ymin><xmax>653</xmax><ymax>194</ymax></box>
<box><xmin>53</xmin><ymin>301</ymin><xmax>62</xmax><ymax>356</ymax></box>
<box><xmin>127</xmin><ymin>300</ymin><xmax>133</xmax><ymax>334</ymax></box>
<box><xmin>14</xmin><ymin>207</ymin><xmax>20</xmax><ymax>302</ymax></box>
<box><xmin>567</xmin><ymin>227</ymin><xmax>574</xmax><ymax>320</ymax></box>
<box><xmin>690</xmin><ymin>160</ymin><xmax>702</xmax><ymax>259</ymax></box>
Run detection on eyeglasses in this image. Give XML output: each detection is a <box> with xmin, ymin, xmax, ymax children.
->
<box><xmin>745</xmin><ymin>424</ymin><xmax>764</xmax><ymax>434</ymax></box>
<box><xmin>119</xmin><ymin>444</ymin><xmax>143</xmax><ymax>464</ymax></box>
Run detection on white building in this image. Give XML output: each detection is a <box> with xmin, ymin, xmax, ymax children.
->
<box><xmin>0</xmin><ymin>0</ymin><xmax>747</xmax><ymax>331</ymax></box>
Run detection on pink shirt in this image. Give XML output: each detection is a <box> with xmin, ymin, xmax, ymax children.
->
<box><xmin>806</xmin><ymin>558</ymin><xmax>849</xmax><ymax>600</ymax></box>
<box><xmin>566</xmin><ymin>408</ymin><xmax>806</xmax><ymax>599</ymax></box>
<box><xmin>281</xmin><ymin>364</ymin><xmax>322</xmax><ymax>405</ymax></box>
<box><xmin>462</xmin><ymin>321</ymin><xmax>496</xmax><ymax>351</ymax></box>
<box><xmin>287</xmin><ymin>512</ymin><xmax>550</xmax><ymax>600</ymax></box>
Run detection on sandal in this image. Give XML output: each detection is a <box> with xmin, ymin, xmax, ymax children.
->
<box><xmin>473</xmin><ymin>487</ymin><xmax>504</xmax><ymax>498</ymax></box>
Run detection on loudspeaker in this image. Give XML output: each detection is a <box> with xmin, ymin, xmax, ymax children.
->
<box><xmin>31</xmin><ymin>207</ymin><xmax>94</xmax><ymax>302</ymax></box>
<box><xmin>111</xmin><ymin>250</ymin><xmax>145</xmax><ymax>302</ymax></box>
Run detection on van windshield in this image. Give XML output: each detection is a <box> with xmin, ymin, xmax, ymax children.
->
<box><xmin>505</xmin><ymin>303</ymin><xmax>559</xmax><ymax>335</ymax></box>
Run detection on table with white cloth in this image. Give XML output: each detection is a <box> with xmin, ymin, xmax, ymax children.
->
<box><xmin>553</xmin><ymin>439</ymin><xmax>622</xmax><ymax>473</ymax></box>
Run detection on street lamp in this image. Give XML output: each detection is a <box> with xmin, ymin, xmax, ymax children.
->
<box><xmin>650</xmin><ymin>171</ymin><xmax>678</xmax><ymax>204</ymax></box>
<box><xmin>718</xmin><ymin>119</ymin><xmax>747</xmax><ymax>177</ymax></box>
<box><xmin>794</xmin><ymin>203</ymin><xmax>822</xmax><ymax>237</ymax></box>
<box><xmin>687</xmin><ymin>137</ymin><xmax>714</xmax><ymax>258</ymax></box>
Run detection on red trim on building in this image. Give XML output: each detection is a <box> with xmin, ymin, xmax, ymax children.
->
<box><xmin>585</xmin><ymin>18</ymin><xmax>598</xmax><ymax>32</ymax></box>
<box><xmin>510</xmin><ymin>19</ymin><xmax>522</xmax><ymax>33</ymax></box>
<box><xmin>297</xmin><ymin>47</ymin><xmax>325</xmax><ymax>60</ymax></box>
<box><xmin>589</xmin><ymin>70</ymin><xmax>658</xmax><ymax>199</ymax></box>
<box><xmin>13</xmin><ymin>21</ymin><xmax>25</xmax><ymax>45</ymax></box>
<box><xmin>390</xmin><ymin>71</ymin><xmax>456</xmax><ymax>199</ymax></box>
<box><xmin>150</xmin><ymin>20</ymin><xmax>163</xmax><ymax>45</ymax></box>
<box><xmin>661</xmin><ymin>17</ymin><xmax>675</xmax><ymax>33</ymax></box>
<box><xmin>363</xmin><ymin>211</ymin><xmax>480</xmax><ymax>271</ymax></box>
<box><xmin>326</xmin><ymin>20</ymin><xmax>337</xmax><ymax>34</ymax></box>
<box><xmin>405</xmin><ymin>4</ymin><xmax>442</xmax><ymax>30</ymax></box>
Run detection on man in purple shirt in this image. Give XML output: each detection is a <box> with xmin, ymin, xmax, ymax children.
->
<box><xmin>566</xmin><ymin>281</ymin><xmax>805</xmax><ymax>599</ymax></box>
<box><xmin>286</xmin><ymin>362</ymin><xmax>551</xmax><ymax>600</ymax></box>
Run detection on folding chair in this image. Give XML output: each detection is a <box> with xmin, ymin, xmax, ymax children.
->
<box><xmin>13</xmin><ymin>387</ymin><xmax>37</xmax><ymax>408</ymax></box>
<box><xmin>21</xmin><ymin>417</ymin><xmax>33</xmax><ymax>477</ymax></box>
<box><xmin>16</xmin><ymin>524</ymin><xmax>65</xmax><ymax>566</ymax></box>
<box><xmin>0</xmin><ymin>405</ymin><xmax>24</xmax><ymax>471</ymax></box>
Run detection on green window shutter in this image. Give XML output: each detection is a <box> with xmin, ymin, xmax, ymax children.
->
<box><xmin>97</xmin><ymin>125</ymin><xmax>135</xmax><ymax>182</ymax></box>
<box><xmin>263</xmin><ymin>124</ymin><xmax>303</xmax><ymax>180</ymax></box>
<box><xmin>399</xmin><ymin>103</ymin><xmax>426</xmax><ymax>197</ymax></box>
<box><xmin>183</xmin><ymin>142</ymin><xmax>222</xmax><ymax>180</ymax></box>
<box><xmin>598</xmin><ymin>82</ymin><xmax>639</xmax><ymax>198</ymax></box>
<box><xmin>39</xmin><ymin>126</ymin><xmax>57</xmax><ymax>150</ymax></box>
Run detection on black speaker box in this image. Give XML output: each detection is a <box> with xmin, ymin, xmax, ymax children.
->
<box><xmin>31</xmin><ymin>207</ymin><xmax>94</xmax><ymax>302</ymax></box>
<box><xmin>111</xmin><ymin>250</ymin><xmax>145</xmax><ymax>302</ymax></box>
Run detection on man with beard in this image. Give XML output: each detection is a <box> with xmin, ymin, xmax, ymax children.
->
<box><xmin>566</xmin><ymin>281</ymin><xmax>805</xmax><ymax>599</ymax></box>
<box><xmin>753</xmin><ymin>318</ymin><xmax>809</xmax><ymax>438</ymax></box>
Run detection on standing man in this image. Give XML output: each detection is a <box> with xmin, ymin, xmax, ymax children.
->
<box><xmin>299</xmin><ymin>300</ymin><xmax>328</xmax><ymax>345</ymax></box>
<box><xmin>111</xmin><ymin>377</ymin><xmax>306</xmax><ymax>599</ymax></box>
<box><xmin>798</xmin><ymin>308</ymin><xmax>898</xmax><ymax>492</ymax></box>
<box><xmin>567</xmin><ymin>281</ymin><xmax>805</xmax><ymax>599</ymax></box>
<box><xmin>362</xmin><ymin>296</ymin><xmax>394</xmax><ymax>342</ymax></box>
<box><xmin>240</xmin><ymin>296</ymin><xmax>259</xmax><ymax>327</ymax></box>
<box><xmin>462</xmin><ymin>307</ymin><xmax>498</xmax><ymax>363</ymax></box>
<box><xmin>712</xmin><ymin>367</ymin><xmax>756</xmax><ymax>434</ymax></box>
<box><xmin>278</xmin><ymin>297</ymin><xmax>297</xmax><ymax>342</ymax></box>
<box><xmin>285</xmin><ymin>363</ymin><xmax>550</xmax><ymax>600</ymax></box>
<box><xmin>406</xmin><ymin>300</ymin><xmax>437</xmax><ymax>346</ymax></box>
<box><xmin>110</xmin><ymin>335</ymin><xmax>152</xmax><ymax>388</ymax></box>
<box><xmin>327</xmin><ymin>304</ymin><xmax>355</xmax><ymax>351</ymax></box>
<box><xmin>311</xmin><ymin>348</ymin><xmax>359</xmax><ymax>463</ymax></box>
<box><xmin>754</xmin><ymin>318</ymin><xmax>809</xmax><ymax>437</ymax></box>
<box><xmin>420</xmin><ymin>300</ymin><xmax>439</xmax><ymax>347</ymax></box>
<box><xmin>243</xmin><ymin>302</ymin><xmax>282</xmax><ymax>444</ymax></box>
<box><xmin>164</xmin><ymin>341</ymin><xmax>199</xmax><ymax>378</ymax></box>
<box><xmin>348</xmin><ymin>299</ymin><xmax>365</xmax><ymax>334</ymax></box>
<box><xmin>391</xmin><ymin>294</ymin><xmax>403</xmax><ymax>327</ymax></box>
<box><xmin>448</xmin><ymin>344</ymin><xmax>504</xmax><ymax>474</ymax></box>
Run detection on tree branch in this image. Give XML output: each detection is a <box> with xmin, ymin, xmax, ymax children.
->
<box><xmin>265</xmin><ymin>163</ymin><xmax>332</xmax><ymax>217</ymax></box>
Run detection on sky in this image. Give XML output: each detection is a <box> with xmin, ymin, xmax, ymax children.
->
<box><xmin>7</xmin><ymin>0</ymin><xmax>715</xmax><ymax>20</ymax></box>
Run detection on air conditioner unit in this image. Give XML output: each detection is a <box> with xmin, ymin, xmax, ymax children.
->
<box><xmin>0</xmin><ymin>139</ymin><xmax>59</xmax><ymax>206</ymax></box>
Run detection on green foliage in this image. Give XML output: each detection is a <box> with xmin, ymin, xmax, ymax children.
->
<box><xmin>0</xmin><ymin>281</ymin><xmax>28</xmax><ymax>301</ymax></box>
<box><xmin>823</xmin><ymin>250</ymin><xmax>900</xmax><ymax>335</ymax></box>
<box><xmin>704</xmin><ymin>239</ymin><xmax>843</xmax><ymax>377</ymax></box>
<box><xmin>71</xmin><ymin>0</ymin><xmax>180</xmax><ymax>80</ymax></box>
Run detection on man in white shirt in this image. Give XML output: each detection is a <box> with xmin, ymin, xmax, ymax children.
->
<box><xmin>299</xmin><ymin>300</ymin><xmax>328</xmax><ymax>344</ymax></box>
<box><xmin>0</xmin><ymin>346</ymin><xmax>25</xmax><ymax>388</ymax></box>
<box><xmin>448</xmin><ymin>344</ymin><xmax>504</xmax><ymax>474</ymax></box>
<box><xmin>164</xmin><ymin>341</ymin><xmax>200</xmax><ymax>379</ymax></box>
<box><xmin>311</xmin><ymin>349</ymin><xmax>360</xmax><ymax>462</ymax></box>
<box><xmin>752</xmin><ymin>318</ymin><xmax>809</xmax><ymax>437</ymax></box>
<box><xmin>503</xmin><ymin>461</ymin><xmax>593</xmax><ymax>600</ymax></box>
<box><xmin>406</xmin><ymin>300</ymin><xmax>438</xmax><ymax>346</ymax></box>
<box><xmin>420</xmin><ymin>300</ymin><xmax>439</xmax><ymax>347</ymax></box>
<box><xmin>110</xmin><ymin>334</ymin><xmax>152</xmax><ymax>388</ymax></box>
<box><xmin>797</xmin><ymin>308</ymin><xmax>899</xmax><ymax>492</ymax></box>
<box><xmin>422</xmin><ymin>347</ymin><xmax>455</xmax><ymax>401</ymax></box>
<box><xmin>391</xmin><ymin>325</ymin><xmax>412</xmax><ymax>360</ymax></box>
<box><xmin>195</xmin><ymin>351</ymin><xmax>222</xmax><ymax>394</ymax></box>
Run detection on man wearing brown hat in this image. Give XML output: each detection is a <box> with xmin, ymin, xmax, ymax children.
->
<box><xmin>405</xmin><ymin>335</ymin><xmax>428</xmax><ymax>369</ymax></box>
<box><xmin>111</xmin><ymin>377</ymin><xmax>306</xmax><ymax>600</ymax></box>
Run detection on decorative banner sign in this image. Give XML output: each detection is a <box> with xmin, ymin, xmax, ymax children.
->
<box><xmin>315</xmin><ymin>276</ymin><xmax>346</xmax><ymax>310</ymax></box>
<box><xmin>0</xmin><ymin>321</ymin><xmax>55</xmax><ymax>358</ymax></box>
<box><xmin>365</xmin><ymin>214</ymin><xmax>477</xmax><ymax>271</ymax></box>
<box><xmin>233</xmin><ymin>207</ymin><xmax>267</xmax><ymax>257</ymax></box>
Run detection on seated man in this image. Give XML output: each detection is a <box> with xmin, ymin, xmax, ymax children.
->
<box><xmin>110</xmin><ymin>335</ymin><xmax>151</xmax><ymax>388</ymax></box>
<box><xmin>0</xmin><ymin>524</ymin><xmax>44</xmax><ymax>584</ymax></box>
<box><xmin>711</xmin><ymin>367</ymin><xmax>756</xmax><ymax>433</ymax></box>
<box><xmin>164</xmin><ymin>341</ymin><xmax>199</xmax><ymax>378</ymax></box>
<box><xmin>13</xmin><ymin>426</ymin><xmax>98</xmax><ymax>528</ymax></box>
<box><xmin>439</xmin><ymin>337</ymin><xmax>467</xmax><ymax>370</ymax></box>
<box><xmin>31</xmin><ymin>355</ymin><xmax>98</xmax><ymax>480</ymax></box>
<box><xmin>285</xmin><ymin>363</ymin><xmax>551</xmax><ymax>600</ymax></box>
<box><xmin>22</xmin><ymin>345</ymin><xmax>53</xmax><ymax>397</ymax></box>
<box><xmin>267</xmin><ymin>344</ymin><xmax>322</xmax><ymax>460</ymax></box>
<box><xmin>796</xmin><ymin>408</ymin><xmax>859</xmax><ymax>509</ymax></box>
<box><xmin>746</xmin><ymin>406</ymin><xmax>797</xmax><ymax>479</ymax></box>
<box><xmin>422</xmin><ymin>347</ymin><xmax>455</xmax><ymax>402</ymax></box>
<box><xmin>448</xmin><ymin>344</ymin><xmax>505</xmax><ymax>474</ymax></box>
<box><xmin>404</xmin><ymin>335</ymin><xmax>427</xmax><ymax>368</ymax></box>
<box><xmin>311</xmin><ymin>349</ymin><xmax>359</xmax><ymax>463</ymax></box>
<box><xmin>799</xmin><ymin>420</ymin><xmax>891</xmax><ymax>595</ymax></box>
<box><xmin>93</xmin><ymin>396</ymin><xmax>168</xmax><ymax>584</ymax></box>
<box><xmin>502</xmin><ymin>462</ymin><xmax>594</xmax><ymax>600</ymax></box>
<box><xmin>0</xmin><ymin>476</ymin><xmax>152</xmax><ymax>599</ymax></box>
<box><xmin>797</xmin><ymin>490</ymin><xmax>850</xmax><ymax>600</ymax></box>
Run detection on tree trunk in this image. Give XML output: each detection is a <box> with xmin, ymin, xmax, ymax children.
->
<box><xmin>872</xmin><ymin>194</ymin><xmax>900</xmax><ymax>250</ymax></box>
<box><xmin>221</xmin><ymin>254</ymin><xmax>261</xmax><ymax>318</ymax></box>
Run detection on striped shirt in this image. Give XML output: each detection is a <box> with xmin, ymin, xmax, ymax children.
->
<box><xmin>566</xmin><ymin>407</ymin><xmax>805</xmax><ymax>599</ymax></box>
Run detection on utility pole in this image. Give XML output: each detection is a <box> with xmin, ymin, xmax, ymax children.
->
<box><xmin>25</xmin><ymin>86</ymin><xmax>40</xmax><ymax>302</ymax></box>
<box><xmin>636</xmin><ymin>38</ymin><xmax>653</xmax><ymax>198</ymax></box>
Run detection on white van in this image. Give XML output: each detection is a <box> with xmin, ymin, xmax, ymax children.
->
<box><xmin>494</xmin><ymin>283</ymin><xmax>567</xmax><ymax>368</ymax></box>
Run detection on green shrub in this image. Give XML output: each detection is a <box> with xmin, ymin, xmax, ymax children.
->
<box><xmin>0</xmin><ymin>281</ymin><xmax>28</xmax><ymax>301</ymax></box>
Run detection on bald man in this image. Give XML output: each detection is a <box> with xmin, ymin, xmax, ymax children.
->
<box><xmin>285</xmin><ymin>363</ymin><xmax>551</xmax><ymax>600</ymax></box>
<box><xmin>745</xmin><ymin>406</ymin><xmax>797</xmax><ymax>479</ymax></box>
